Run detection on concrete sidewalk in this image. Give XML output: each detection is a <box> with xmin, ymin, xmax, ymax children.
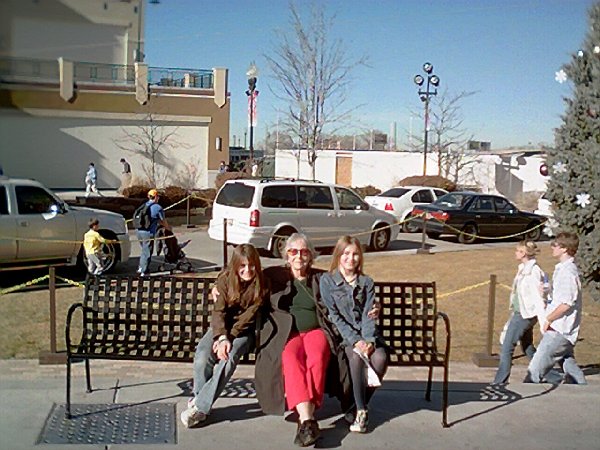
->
<box><xmin>0</xmin><ymin>360</ymin><xmax>598</xmax><ymax>450</ymax></box>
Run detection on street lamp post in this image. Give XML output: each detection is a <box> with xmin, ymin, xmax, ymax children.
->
<box><xmin>414</xmin><ymin>62</ymin><xmax>440</xmax><ymax>176</ymax></box>
<box><xmin>246</xmin><ymin>63</ymin><xmax>259</xmax><ymax>161</ymax></box>
<box><xmin>135</xmin><ymin>0</ymin><xmax>160</xmax><ymax>63</ymax></box>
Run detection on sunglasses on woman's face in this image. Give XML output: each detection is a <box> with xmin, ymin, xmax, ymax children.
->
<box><xmin>287</xmin><ymin>248</ymin><xmax>311</xmax><ymax>257</ymax></box>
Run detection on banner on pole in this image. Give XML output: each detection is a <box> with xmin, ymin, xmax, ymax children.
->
<box><xmin>247</xmin><ymin>90</ymin><xmax>259</xmax><ymax>127</ymax></box>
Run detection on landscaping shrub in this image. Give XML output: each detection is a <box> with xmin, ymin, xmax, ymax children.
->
<box><xmin>398</xmin><ymin>175</ymin><xmax>457</xmax><ymax>191</ymax></box>
<box><xmin>122</xmin><ymin>184</ymin><xmax>152</xmax><ymax>199</ymax></box>
<box><xmin>352</xmin><ymin>185</ymin><xmax>381</xmax><ymax>198</ymax></box>
<box><xmin>215</xmin><ymin>171</ymin><xmax>251</xmax><ymax>190</ymax></box>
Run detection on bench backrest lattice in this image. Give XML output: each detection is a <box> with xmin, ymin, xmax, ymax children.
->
<box><xmin>81</xmin><ymin>276</ymin><xmax>213</xmax><ymax>362</ymax></box>
<box><xmin>375</xmin><ymin>282</ymin><xmax>442</xmax><ymax>366</ymax></box>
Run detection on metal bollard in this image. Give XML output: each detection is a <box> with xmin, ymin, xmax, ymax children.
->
<box><xmin>416</xmin><ymin>215</ymin><xmax>431</xmax><ymax>254</ymax></box>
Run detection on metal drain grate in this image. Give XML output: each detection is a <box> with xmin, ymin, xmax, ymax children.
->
<box><xmin>37</xmin><ymin>403</ymin><xmax>176</xmax><ymax>445</ymax></box>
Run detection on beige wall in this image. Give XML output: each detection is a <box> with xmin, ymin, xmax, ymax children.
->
<box><xmin>0</xmin><ymin>87</ymin><xmax>230</xmax><ymax>189</ymax></box>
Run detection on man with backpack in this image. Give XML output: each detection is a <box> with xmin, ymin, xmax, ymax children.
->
<box><xmin>135</xmin><ymin>189</ymin><xmax>170</xmax><ymax>276</ymax></box>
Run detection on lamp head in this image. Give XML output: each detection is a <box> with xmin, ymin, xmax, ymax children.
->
<box><xmin>423</xmin><ymin>62</ymin><xmax>433</xmax><ymax>74</ymax></box>
<box><xmin>246</xmin><ymin>62</ymin><xmax>259</xmax><ymax>79</ymax></box>
<box><xmin>429</xmin><ymin>75</ymin><xmax>440</xmax><ymax>87</ymax></box>
<box><xmin>414</xmin><ymin>74</ymin><xmax>424</xmax><ymax>86</ymax></box>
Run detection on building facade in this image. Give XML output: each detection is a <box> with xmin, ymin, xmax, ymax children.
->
<box><xmin>0</xmin><ymin>0</ymin><xmax>230</xmax><ymax>189</ymax></box>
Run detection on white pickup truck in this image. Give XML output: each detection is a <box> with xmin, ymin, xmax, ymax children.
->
<box><xmin>0</xmin><ymin>176</ymin><xmax>130</xmax><ymax>272</ymax></box>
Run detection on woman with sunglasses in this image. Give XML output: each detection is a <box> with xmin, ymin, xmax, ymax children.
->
<box><xmin>319</xmin><ymin>236</ymin><xmax>389</xmax><ymax>434</ymax></box>
<box><xmin>181</xmin><ymin>244</ymin><xmax>268</xmax><ymax>428</ymax></box>
<box><xmin>254</xmin><ymin>233</ymin><xmax>354</xmax><ymax>447</ymax></box>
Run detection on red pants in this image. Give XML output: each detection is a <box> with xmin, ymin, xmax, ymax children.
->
<box><xmin>281</xmin><ymin>328</ymin><xmax>331</xmax><ymax>411</ymax></box>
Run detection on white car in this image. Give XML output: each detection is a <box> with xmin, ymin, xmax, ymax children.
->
<box><xmin>209</xmin><ymin>179</ymin><xmax>399</xmax><ymax>257</ymax></box>
<box><xmin>534</xmin><ymin>192</ymin><xmax>553</xmax><ymax>218</ymax></box>
<box><xmin>365</xmin><ymin>186</ymin><xmax>448</xmax><ymax>232</ymax></box>
<box><xmin>0</xmin><ymin>176</ymin><xmax>130</xmax><ymax>271</ymax></box>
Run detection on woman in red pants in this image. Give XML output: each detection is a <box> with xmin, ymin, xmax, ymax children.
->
<box><xmin>254</xmin><ymin>233</ymin><xmax>352</xmax><ymax>447</ymax></box>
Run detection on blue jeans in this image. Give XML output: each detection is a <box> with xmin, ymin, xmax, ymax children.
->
<box><xmin>527</xmin><ymin>330</ymin><xmax>586</xmax><ymax>385</ymax></box>
<box><xmin>136</xmin><ymin>229</ymin><xmax>154</xmax><ymax>274</ymax></box>
<box><xmin>192</xmin><ymin>329</ymin><xmax>254</xmax><ymax>414</ymax></box>
<box><xmin>493</xmin><ymin>312</ymin><xmax>536</xmax><ymax>384</ymax></box>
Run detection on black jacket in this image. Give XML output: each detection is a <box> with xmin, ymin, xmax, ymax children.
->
<box><xmin>254</xmin><ymin>265</ymin><xmax>352</xmax><ymax>415</ymax></box>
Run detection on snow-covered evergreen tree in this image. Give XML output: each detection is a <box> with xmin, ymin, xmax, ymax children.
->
<box><xmin>547</xmin><ymin>1</ymin><xmax>600</xmax><ymax>301</ymax></box>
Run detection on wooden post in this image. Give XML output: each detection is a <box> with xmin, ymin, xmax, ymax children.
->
<box><xmin>222</xmin><ymin>218</ymin><xmax>228</xmax><ymax>267</ymax></box>
<box><xmin>185</xmin><ymin>193</ymin><xmax>195</xmax><ymax>228</ymax></box>
<box><xmin>486</xmin><ymin>274</ymin><xmax>497</xmax><ymax>355</ymax></box>
<box><xmin>49</xmin><ymin>266</ymin><xmax>57</xmax><ymax>353</ymax></box>
<box><xmin>39</xmin><ymin>265</ymin><xmax>66</xmax><ymax>364</ymax></box>
<box><xmin>472</xmin><ymin>273</ymin><xmax>500</xmax><ymax>367</ymax></box>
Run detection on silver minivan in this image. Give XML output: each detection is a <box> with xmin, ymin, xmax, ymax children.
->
<box><xmin>208</xmin><ymin>179</ymin><xmax>399</xmax><ymax>257</ymax></box>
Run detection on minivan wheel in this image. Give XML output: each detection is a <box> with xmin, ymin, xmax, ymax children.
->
<box><xmin>370</xmin><ymin>226</ymin><xmax>390</xmax><ymax>251</ymax></box>
<box><xmin>458</xmin><ymin>224</ymin><xmax>478</xmax><ymax>244</ymax></box>
<box><xmin>271</xmin><ymin>228</ymin><xmax>295</xmax><ymax>259</ymax></box>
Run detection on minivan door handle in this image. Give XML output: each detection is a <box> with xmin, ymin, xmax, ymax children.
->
<box><xmin>19</xmin><ymin>220</ymin><xmax>29</xmax><ymax>227</ymax></box>
<box><xmin>327</xmin><ymin>212</ymin><xmax>336</xmax><ymax>217</ymax></box>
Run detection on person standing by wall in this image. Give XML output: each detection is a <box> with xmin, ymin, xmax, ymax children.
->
<box><xmin>118</xmin><ymin>158</ymin><xmax>132</xmax><ymax>194</ymax></box>
<box><xmin>84</xmin><ymin>162</ymin><xmax>103</xmax><ymax>197</ymax></box>
<box><xmin>136</xmin><ymin>189</ymin><xmax>170</xmax><ymax>276</ymax></box>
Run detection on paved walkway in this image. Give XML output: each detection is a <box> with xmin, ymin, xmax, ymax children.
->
<box><xmin>0</xmin><ymin>360</ymin><xmax>598</xmax><ymax>450</ymax></box>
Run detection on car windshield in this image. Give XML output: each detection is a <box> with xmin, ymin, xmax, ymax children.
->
<box><xmin>380</xmin><ymin>188</ymin><xmax>409</xmax><ymax>198</ymax></box>
<box><xmin>434</xmin><ymin>193</ymin><xmax>473</xmax><ymax>209</ymax></box>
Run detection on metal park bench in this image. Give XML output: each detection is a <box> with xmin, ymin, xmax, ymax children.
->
<box><xmin>65</xmin><ymin>276</ymin><xmax>450</xmax><ymax>426</ymax></box>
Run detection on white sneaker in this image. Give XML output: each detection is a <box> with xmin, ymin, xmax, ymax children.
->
<box><xmin>349</xmin><ymin>409</ymin><xmax>368</xmax><ymax>433</ymax></box>
<box><xmin>180</xmin><ymin>398</ymin><xmax>207</xmax><ymax>428</ymax></box>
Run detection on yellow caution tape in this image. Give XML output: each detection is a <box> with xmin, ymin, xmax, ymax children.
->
<box><xmin>56</xmin><ymin>276</ymin><xmax>84</xmax><ymax>288</ymax></box>
<box><xmin>438</xmin><ymin>280</ymin><xmax>491</xmax><ymax>299</ymax></box>
<box><xmin>0</xmin><ymin>275</ymin><xmax>50</xmax><ymax>296</ymax></box>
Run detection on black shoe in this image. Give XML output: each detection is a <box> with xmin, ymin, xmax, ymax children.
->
<box><xmin>293</xmin><ymin>422</ymin><xmax>305</xmax><ymax>446</ymax></box>
<box><xmin>294</xmin><ymin>419</ymin><xmax>320</xmax><ymax>447</ymax></box>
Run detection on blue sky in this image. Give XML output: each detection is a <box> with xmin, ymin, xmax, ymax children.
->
<box><xmin>145</xmin><ymin>0</ymin><xmax>593</xmax><ymax>149</ymax></box>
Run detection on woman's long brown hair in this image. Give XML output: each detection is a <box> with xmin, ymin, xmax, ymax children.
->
<box><xmin>224</xmin><ymin>244</ymin><xmax>266</xmax><ymax>305</ymax></box>
<box><xmin>328</xmin><ymin>235</ymin><xmax>364</xmax><ymax>274</ymax></box>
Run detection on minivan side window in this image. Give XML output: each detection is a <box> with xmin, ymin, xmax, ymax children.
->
<box><xmin>0</xmin><ymin>186</ymin><xmax>8</xmax><ymax>214</ymax></box>
<box><xmin>335</xmin><ymin>187</ymin><xmax>366</xmax><ymax>210</ymax></box>
<box><xmin>262</xmin><ymin>185</ymin><xmax>297</xmax><ymax>208</ymax></box>
<box><xmin>15</xmin><ymin>186</ymin><xmax>56</xmax><ymax>214</ymax></box>
<box><xmin>298</xmin><ymin>186</ymin><xmax>334</xmax><ymax>210</ymax></box>
<box><xmin>215</xmin><ymin>183</ymin><xmax>255</xmax><ymax>208</ymax></box>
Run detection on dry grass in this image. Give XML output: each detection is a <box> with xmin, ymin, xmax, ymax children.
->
<box><xmin>1</xmin><ymin>245</ymin><xmax>598</xmax><ymax>365</ymax></box>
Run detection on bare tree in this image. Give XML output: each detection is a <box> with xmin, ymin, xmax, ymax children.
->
<box><xmin>115</xmin><ymin>113</ymin><xmax>189</xmax><ymax>187</ymax></box>
<box><xmin>409</xmin><ymin>89</ymin><xmax>477</xmax><ymax>182</ymax></box>
<box><xmin>265</xmin><ymin>2</ymin><xmax>367</xmax><ymax>180</ymax></box>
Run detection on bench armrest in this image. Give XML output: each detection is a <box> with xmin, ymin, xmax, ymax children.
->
<box><xmin>436</xmin><ymin>311</ymin><xmax>451</xmax><ymax>361</ymax></box>
<box><xmin>65</xmin><ymin>302</ymin><xmax>85</xmax><ymax>356</ymax></box>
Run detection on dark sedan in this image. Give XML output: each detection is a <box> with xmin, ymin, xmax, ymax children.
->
<box><xmin>410</xmin><ymin>192</ymin><xmax>546</xmax><ymax>244</ymax></box>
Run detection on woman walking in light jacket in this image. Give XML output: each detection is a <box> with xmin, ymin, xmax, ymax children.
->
<box><xmin>493</xmin><ymin>240</ymin><xmax>546</xmax><ymax>385</ymax></box>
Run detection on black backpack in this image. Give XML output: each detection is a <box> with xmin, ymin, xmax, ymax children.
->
<box><xmin>132</xmin><ymin>202</ymin><xmax>152</xmax><ymax>230</ymax></box>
